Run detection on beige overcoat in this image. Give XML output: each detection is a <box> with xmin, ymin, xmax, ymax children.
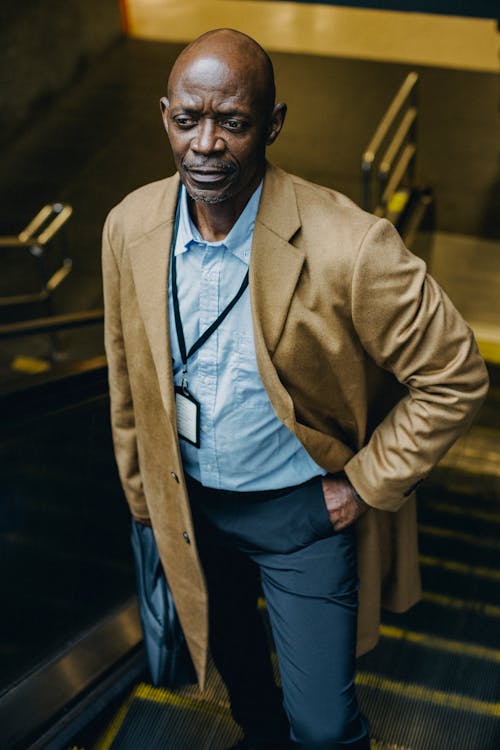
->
<box><xmin>102</xmin><ymin>163</ymin><xmax>489</xmax><ymax>688</ymax></box>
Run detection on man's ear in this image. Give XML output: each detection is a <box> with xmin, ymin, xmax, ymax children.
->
<box><xmin>160</xmin><ymin>97</ymin><xmax>170</xmax><ymax>134</ymax></box>
<box><xmin>266</xmin><ymin>102</ymin><xmax>287</xmax><ymax>146</ymax></box>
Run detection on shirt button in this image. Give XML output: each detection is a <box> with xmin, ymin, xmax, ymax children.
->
<box><xmin>183</xmin><ymin>531</ymin><xmax>191</xmax><ymax>544</ymax></box>
<box><xmin>171</xmin><ymin>472</ymin><xmax>180</xmax><ymax>483</ymax></box>
<box><xmin>207</xmin><ymin>464</ymin><xmax>213</xmax><ymax>472</ymax></box>
<box><xmin>202</xmin><ymin>425</ymin><xmax>208</xmax><ymax>433</ymax></box>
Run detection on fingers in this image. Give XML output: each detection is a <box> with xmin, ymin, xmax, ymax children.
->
<box><xmin>321</xmin><ymin>475</ymin><xmax>368</xmax><ymax>531</ymax></box>
<box><xmin>328</xmin><ymin>497</ymin><xmax>360</xmax><ymax>530</ymax></box>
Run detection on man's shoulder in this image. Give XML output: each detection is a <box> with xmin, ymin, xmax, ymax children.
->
<box><xmin>265</xmin><ymin>164</ymin><xmax>378</xmax><ymax>240</ymax></box>
<box><xmin>288</xmin><ymin>171</ymin><xmax>359</xmax><ymax>211</ymax></box>
<box><xmin>112</xmin><ymin>174</ymin><xmax>178</xmax><ymax>212</ymax></box>
<box><xmin>105</xmin><ymin>174</ymin><xmax>179</xmax><ymax>243</ymax></box>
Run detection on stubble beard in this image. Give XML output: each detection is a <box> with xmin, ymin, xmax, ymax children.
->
<box><xmin>185</xmin><ymin>183</ymin><xmax>238</xmax><ymax>206</ymax></box>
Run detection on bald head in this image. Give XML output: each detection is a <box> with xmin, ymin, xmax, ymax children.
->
<box><xmin>168</xmin><ymin>29</ymin><xmax>276</xmax><ymax>117</ymax></box>
<box><xmin>161</xmin><ymin>29</ymin><xmax>286</xmax><ymax>214</ymax></box>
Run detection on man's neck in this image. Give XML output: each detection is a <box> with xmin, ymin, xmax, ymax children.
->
<box><xmin>187</xmin><ymin>171</ymin><xmax>264</xmax><ymax>242</ymax></box>
<box><xmin>188</xmin><ymin>199</ymin><xmax>243</xmax><ymax>243</ymax></box>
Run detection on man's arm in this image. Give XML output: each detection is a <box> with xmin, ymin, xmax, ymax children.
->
<box><xmin>343</xmin><ymin>218</ymin><xmax>489</xmax><ymax>512</ymax></box>
<box><xmin>102</xmin><ymin>212</ymin><xmax>150</xmax><ymax>524</ymax></box>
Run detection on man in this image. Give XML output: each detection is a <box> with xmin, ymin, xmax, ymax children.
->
<box><xmin>102</xmin><ymin>29</ymin><xmax>488</xmax><ymax>750</ymax></box>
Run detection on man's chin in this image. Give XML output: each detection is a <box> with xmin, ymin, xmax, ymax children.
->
<box><xmin>185</xmin><ymin>184</ymin><xmax>236</xmax><ymax>206</ymax></box>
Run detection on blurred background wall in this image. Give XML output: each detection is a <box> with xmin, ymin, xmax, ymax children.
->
<box><xmin>0</xmin><ymin>1</ymin><xmax>121</xmax><ymax>147</ymax></box>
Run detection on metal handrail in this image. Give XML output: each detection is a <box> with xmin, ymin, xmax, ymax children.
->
<box><xmin>379</xmin><ymin>107</ymin><xmax>417</xmax><ymax>180</ymax></box>
<box><xmin>361</xmin><ymin>72</ymin><xmax>419</xmax><ymax>214</ymax></box>
<box><xmin>0</xmin><ymin>202</ymin><xmax>73</xmax><ymax>307</ymax></box>
<box><xmin>0</xmin><ymin>203</ymin><xmax>73</xmax><ymax>249</ymax></box>
<box><xmin>381</xmin><ymin>142</ymin><xmax>416</xmax><ymax>207</ymax></box>
<box><xmin>0</xmin><ymin>309</ymin><xmax>104</xmax><ymax>339</ymax></box>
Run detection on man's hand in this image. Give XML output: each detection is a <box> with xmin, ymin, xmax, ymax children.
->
<box><xmin>321</xmin><ymin>475</ymin><xmax>369</xmax><ymax>531</ymax></box>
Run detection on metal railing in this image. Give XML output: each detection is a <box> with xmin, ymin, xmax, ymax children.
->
<box><xmin>0</xmin><ymin>202</ymin><xmax>73</xmax><ymax>307</ymax></box>
<box><xmin>0</xmin><ymin>309</ymin><xmax>104</xmax><ymax>370</ymax></box>
<box><xmin>361</xmin><ymin>72</ymin><xmax>419</xmax><ymax>216</ymax></box>
<box><xmin>0</xmin><ymin>309</ymin><xmax>104</xmax><ymax>340</ymax></box>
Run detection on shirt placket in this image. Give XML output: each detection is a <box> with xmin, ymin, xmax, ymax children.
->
<box><xmin>197</xmin><ymin>245</ymin><xmax>223</xmax><ymax>486</ymax></box>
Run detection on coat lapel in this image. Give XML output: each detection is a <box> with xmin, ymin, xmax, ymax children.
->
<box><xmin>128</xmin><ymin>176</ymin><xmax>180</xmax><ymax>418</ymax></box>
<box><xmin>249</xmin><ymin>164</ymin><xmax>304</xmax><ymax>426</ymax></box>
<box><xmin>251</xmin><ymin>164</ymin><xmax>304</xmax><ymax>357</ymax></box>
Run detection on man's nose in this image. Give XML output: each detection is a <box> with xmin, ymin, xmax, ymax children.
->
<box><xmin>192</xmin><ymin>119</ymin><xmax>225</xmax><ymax>155</ymax></box>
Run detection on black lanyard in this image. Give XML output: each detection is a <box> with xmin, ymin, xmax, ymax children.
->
<box><xmin>170</xmin><ymin>194</ymin><xmax>249</xmax><ymax>391</ymax></box>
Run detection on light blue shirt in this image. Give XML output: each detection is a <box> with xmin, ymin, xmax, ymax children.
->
<box><xmin>168</xmin><ymin>183</ymin><xmax>324</xmax><ymax>490</ymax></box>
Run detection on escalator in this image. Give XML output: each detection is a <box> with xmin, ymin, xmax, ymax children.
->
<box><xmin>0</xmin><ymin>58</ymin><xmax>498</xmax><ymax>748</ymax></box>
<box><xmin>0</xmin><ymin>328</ymin><xmax>499</xmax><ymax>750</ymax></box>
<box><xmin>0</xmin><ymin>360</ymin><xmax>141</xmax><ymax>750</ymax></box>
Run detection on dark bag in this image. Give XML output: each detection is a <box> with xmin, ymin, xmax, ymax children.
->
<box><xmin>131</xmin><ymin>519</ymin><xmax>196</xmax><ymax>688</ymax></box>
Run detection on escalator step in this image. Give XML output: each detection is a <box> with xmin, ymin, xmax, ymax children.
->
<box><xmin>92</xmin><ymin>683</ymin><xmax>240</xmax><ymax>750</ymax></box>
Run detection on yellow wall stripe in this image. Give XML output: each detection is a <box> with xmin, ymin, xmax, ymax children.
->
<box><xmin>125</xmin><ymin>0</ymin><xmax>500</xmax><ymax>73</ymax></box>
<box><xmin>419</xmin><ymin>554</ymin><xmax>500</xmax><ymax>582</ymax></box>
<box><xmin>380</xmin><ymin>624</ymin><xmax>500</xmax><ymax>663</ymax></box>
<box><xmin>356</xmin><ymin>672</ymin><xmax>500</xmax><ymax>718</ymax></box>
<box><xmin>418</xmin><ymin>523</ymin><xmax>500</xmax><ymax>551</ymax></box>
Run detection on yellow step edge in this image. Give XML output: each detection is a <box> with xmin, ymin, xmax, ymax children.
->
<box><xmin>92</xmin><ymin>684</ymin><xmax>229</xmax><ymax>750</ymax></box>
<box><xmin>426</xmin><ymin>501</ymin><xmax>500</xmax><ymax>525</ymax></box>
<box><xmin>419</xmin><ymin>554</ymin><xmax>500</xmax><ymax>582</ymax></box>
<box><xmin>380</xmin><ymin>624</ymin><xmax>500</xmax><ymax>663</ymax></box>
<box><xmin>356</xmin><ymin>671</ymin><xmax>500</xmax><ymax>718</ymax></box>
<box><xmin>92</xmin><ymin>691</ymin><xmax>135</xmax><ymax>750</ymax></box>
<box><xmin>95</xmin><ymin>672</ymin><xmax>500</xmax><ymax>750</ymax></box>
<box><xmin>133</xmin><ymin>682</ymin><xmax>229</xmax><ymax>713</ymax></box>
<box><xmin>422</xmin><ymin>591</ymin><xmax>500</xmax><ymax>619</ymax></box>
<box><xmin>418</xmin><ymin>523</ymin><xmax>500</xmax><ymax>552</ymax></box>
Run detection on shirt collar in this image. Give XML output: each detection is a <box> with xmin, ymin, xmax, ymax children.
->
<box><xmin>175</xmin><ymin>181</ymin><xmax>263</xmax><ymax>266</ymax></box>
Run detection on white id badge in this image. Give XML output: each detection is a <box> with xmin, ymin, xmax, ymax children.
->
<box><xmin>175</xmin><ymin>386</ymin><xmax>201</xmax><ymax>447</ymax></box>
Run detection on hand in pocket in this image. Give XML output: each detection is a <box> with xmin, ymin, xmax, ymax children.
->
<box><xmin>321</xmin><ymin>475</ymin><xmax>368</xmax><ymax>531</ymax></box>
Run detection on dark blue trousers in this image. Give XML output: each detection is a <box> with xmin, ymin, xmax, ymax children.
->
<box><xmin>187</xmin><ymin>475</ymin><xmax>370</xmax><ymax>750</ymax></box>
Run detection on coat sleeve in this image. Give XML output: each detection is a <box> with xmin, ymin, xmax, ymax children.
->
<box><xmin>344</xmin><ymin>218</ymin><xmax>489</xmax><ymax>511</ymax></box>
<box><xmin>102</xmin><ymin>211</ymin><xmax>150</xmax><ymax>523</ymax></box>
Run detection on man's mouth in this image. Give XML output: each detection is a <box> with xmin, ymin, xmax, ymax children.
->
<box><xmin>187</xmin><ymin>169</ymin><xmax>229</xmax><ymax>184</ymax></box>
<box><xmin>183</xmin><ymin>163</ymin><xmax>235</xmax><ymax>185</ymax></box>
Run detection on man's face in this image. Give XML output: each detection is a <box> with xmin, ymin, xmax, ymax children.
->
<box><xmin>162</xmin><ymin>55</ymin><xmax>277</xmax><ymax>207</ymax></box>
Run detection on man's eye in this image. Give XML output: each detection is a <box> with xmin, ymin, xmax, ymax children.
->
<box><xmin>222</xmin><ymin>119</ymin><xmax>245</xmax><ymax>131</ymax></box>
<box><xmin>174</xmin><ymin>116</ymin><xmax>196</xmax><ymax>128</ymax></box>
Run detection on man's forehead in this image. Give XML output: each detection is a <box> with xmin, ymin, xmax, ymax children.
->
<box><xmin>169</xmin><ymin>91</ymin><xmax>252</xmax><ymax>115</ymax></box>
<box><xmin>171</xmin><ymin>55</ymin><xmax>251</xmax><ymax>94</ymax></box>
<box><xmin>169</xmin><ymin>57</ymin><xmax>261</xmax><ymax>110</ymax></box>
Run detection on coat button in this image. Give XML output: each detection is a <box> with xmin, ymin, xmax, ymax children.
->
<box><xmin>171</xmin><ymin>471</ymin><xmax>179</xmax><ymax>483</ymax></box>
<box><xmin>183</xmin><ymin>531</ymin><xmax>191</xmax><ymax>544</ymax></box>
